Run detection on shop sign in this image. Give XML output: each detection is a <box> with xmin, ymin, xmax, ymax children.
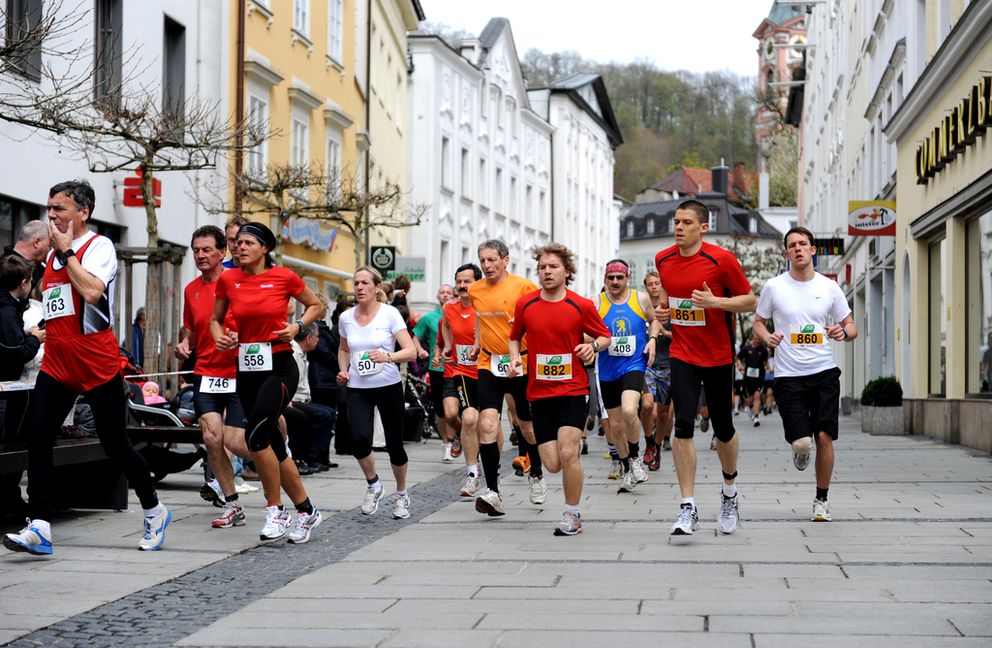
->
<box><xmin>848</xmin><ymin>200</ymin><xmax>896</xmax><ymax>236</ymax></box>
<box><xmin>282</xmin><ymin>217</ymin><xmax>337</xmax><ymax>252</ymax></box>
<box><xmin>370</xmin><ymin>246</ymin><xmax>396</xmax><ymax>272</ymax></box>
<box><xmin>916</xmin><ymin>75</ymin><xmax>992</xmax><ymax>185</ymax></box>
<box><xmin>386</xmin><ymin>256</ymin><xmax>426</xmax><ymax>282</ymax></box>
<box><xmin>813</xmin><ymin>238</ymin><xmax>845</xmax><ymax>256</ymax></box>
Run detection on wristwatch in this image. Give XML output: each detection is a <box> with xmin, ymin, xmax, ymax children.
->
<box><xmin>294</xmin><ymin>318</ymin><xmax>306</xmax><ymax>333</ymax></box>
<box><xmin>55</xmin><ymin>248</ymin><xmax>75</xmax><ymax>265</ymax></box>
<box><xmin>841</xmin><ymin>326</ymin><xmax>849</xmax><ymax>340</ymax></box>
<box><xmin>592</xmin><ymin>340</ymin><xmax>601</xmax><ymax>353</ymax></box>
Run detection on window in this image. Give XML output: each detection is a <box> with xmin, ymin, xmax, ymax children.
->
<box><xmin>626</xmin><ymin>221</ymin><xmax>635</xmax><ymax>238</ymax></box>
<box><xmin>246</xmin><ymin>94</ymin><xmax>268</xmax><ymax>176</ymax></box>
<box><xmin>94</xmin><ymin>0</ymin><xmax>123</xmax><ymax>108</ymax></box>
<box><xmin>0</xmin><ymin>193</ymin><xmax>44</xmax><ymax>249</ymax></box>
<box><xmin>494</xmin><ymin>167</ymin><xmax>503</xmax><ymax>211</ymax></box>
<box><xmin>967</xmin><ymin>212</ymin><xmax>992</xmax><ymax>394</ymax></box>
<box><xmin>162</xmin><ymin>17</ymin><xmax>186</xmax><ymax>122</ymax></box>
<box><xmin>5</xmin><ymin>0</ymin><xmax>43</xmax><ymax>80</ymax></box>
<box><xmin>525</xmin><ymin>184</ymin><xmax>533</xmax><ymax>215</ymax></box>
<box><xmin>460</xmin><ymin>148</ymin><xmax>470</xmax><ymax>198</ymax></box>
<box><xmin>478</xmin><ymin>158</ymin><xmax>487</xmax><ymax>204</ymax></box>
<box><xmin>325</xmin><ymin>133</ymin><xmax>341</xmax><ymax>200</ymax></box>
<box><xmin>708</xmin><ymin>210</ymin><xmax>717</xmax><ymax>230</ymax></box>
<box><xmin>929</xmin><ymin>238</ymin><xmax>947</xmax><ymax>395</ymax></box>
<box><xmin>646</xmin><ymin>218</ymin><xmax>655</xmax><ymax>235</ymax></box>
<box><xmin>327</xmin><ymin>0</ymin><xmax>343</xmax><ymax>63</ymax></box>
<box><xmin>291</xmin><ymin>117</ymin><xmax>309</xmax><ymax>167</ymax></box>
<box><xmin>441</xmin><ymin>136</ymin><xmax>451</xmax><ymax>189</ymax></box>
<box><xmin>749</xmin><ymin>216</ymin><xmax>758</xmax><ymax>234</ymax></box>
<box><xmin>293</xmin><ymin>0</ymin><xmax>310</xmax><ymax>37</ymax></box>
<box><xmin>510</xmin><ymin>175</ymin><xmax>517</xmax><ymax>214</ymax></box>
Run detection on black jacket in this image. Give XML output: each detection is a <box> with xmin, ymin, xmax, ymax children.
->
<box><xmin>307</xmin><ymin>319</ymin><xmax>340</xmax><ymax>392</ymax></box>
<box><xmin>0</xmin><ymin>291</ymin><xmax>40</xmax><ymax>381</ymax></box>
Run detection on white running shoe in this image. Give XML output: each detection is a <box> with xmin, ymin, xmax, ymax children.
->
<box><xmin>553</xmin><ymin>511</ymin><xmax>583</xmax><ymax>536</ymax></box>
<box><xmin>718</xmin><ymin>492</ymin><xmax>740</xmax><ymax>534</ymax></box>
<box><xmin>528</xmin><ymin>475</ymin><xmax>548</xmax><ymax>505</ymax></box>
<box><xmin>475</xmin><ymin>488</ymin><xmax>505</xmax><ymax>516</ymax></box>
<box><xmin>617</xmin><ymin>468</ymin><xmax>637</xmax><ymax>493</ymax></box>
<box><xmin>671</xmin><ymin>504</ymin><xmax>698</xmax><ymax>536</ymax></box>
<box><xmin>288</xmin><ymin>508</ymin><xmax>323</xmax><ymax>543</ymax></box>
<box><xmin>631</xmin><ymin>457</ymin><xmax>648</xmax><ymax>483</ymax></box>
<box><xmin>812</xmin><ymin>498</ymin><xmax>831</xmax><ymax>522</ymax></box>
<box><xmin>3</xmin><ymin>519</ymin><xmax>53</xmax><ymax>556</ymax></box>
<box><xmin>139</xmin><ymin>505</ymin><xmax>172</xmax><ymax>551</ymax></box>
<box><xmin>235</xmin><ymin>479</ymin><xmax>259</xmax><ymax>494</ymax></box>
<box><xmin>361</xmin><ymin>486</ymin><xmax>384</xmax><ymax>515</ymax></box>
<box><xmin>392</xmin><ymin>494</ymin><xmax>411</xmax><ymax>519</ymax></box>
<box><xmin>211</xmin><ymin>503</ymin><xmax>246</xmax><ymax>529</ymax></box>
<box><xmin>752</xmin><ymin>414</ymin><xmax>761</xmax><ymax>428</ymax></box>
<box><xmin>608</xmin><ymin>459</ymin><xmax>623</xmax><ymax>480</ymax></box>
<box><xmin>460</xmin><ymin>474</ymin><xmax>481</xmax><ymax>497</ymax></box>
<box><xmin>259</xmin><ymin>506</ymin><xmax>292</xmax><ymax>541</ymax></box>
<box><xmin>710</xmin><ymin>435</ymin><xmax>717</xmax><ymax>450</ymax></box>
<box><xmin>442</xmin><ymin>443</ymin><xmax>454</xmax><ymax>462</ymax></box>
<box><xmin>792</xmin><ymin>437</ymin><xmax>813</xmax><ymax>471</ymax></box>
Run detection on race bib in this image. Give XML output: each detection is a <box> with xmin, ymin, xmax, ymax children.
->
<box><xmin>353</xmin><ymin>350</ymin><xmax>383</xmax><ymax>377</ymax></box>
<box><xmin>42</xmin><ymin>284</ymin><xmax>76</xmax><ymax>320</ymax></box>
<box><xmin>201</xmin><ymin>376</ymin><xmax>236</xmax><ymax>394</ymax></box>
<box><xmin>455</xmin><ymin>344</ymin><xmax>476</xmax><ymax>366</ymax></box>
<box><xmin>746</xmin><ymin>367</ymin><xmax>760</xmax><ymax>378</ymax></box>
<box><xmin>790</xmin><ymin>324</ymin><xmax>825</xmax><ymax>346</ymax></box>
<box><xmin>669</xmin><ymin>297</ymin><xmax>705</xmax><ymax>326</ymax></box>
<box><xmin>238</xmin><ymin>342</ymin><xmax>272</xmax><ymax>372</ymax></box>
<box><xmin>536</xmin><ymin>353</ymin><xmax>572</xmax><ymax>381</ymax></box>
<box><xmin>608</xmin><ymin>336</ymin><xmax>635</xmax><ymax>357</ymax></box>
<box><xmin>490</xmin><ymin>353</ymin><xmax>512</xmax><ymax>377</ymax></box>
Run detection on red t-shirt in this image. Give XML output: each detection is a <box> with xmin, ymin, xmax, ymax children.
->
<box><xmin>655</xmin><ymin>241</ymin><xmax>752</xmax><ymax>367</ymax></box>
<box><xmin>183</xmin><ymin>274</ymin><xmax>238</xmax><ymax>378</ymax></box>
<box><xmin>443</xmin><ymin>300</ymin><xmax>478</xmax><ymax>379</ymax></box>
<box><xmin>214</xmin><ymin>266</ymin><xmax>305</xmax><ymax>354</ymax></box>
<box><xmin>509</xmin><ymin>289</ymin><xmax>609</xmax><ymax>400</ymax></box>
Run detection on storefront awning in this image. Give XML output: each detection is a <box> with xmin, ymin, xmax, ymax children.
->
<box><xmin>282</xmin><ymin>255</ymin><xmax>353</xmax><ymax>280</ymax></box>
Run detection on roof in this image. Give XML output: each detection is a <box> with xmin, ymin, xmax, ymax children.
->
<box><xmin>621</xmin><ymin>196</ymin><xmax>779</xmax><ymax>241</ymax></box>
<box><xmin>541</xmin><ymin>73</ymin><xmax>623</xmax><ymax>149</ymax></box>
<box><xmin>766</xmin><ymin>1</ymin><xmax>804</xmax><ymax>25</ymax></box>
<box><xmin>644</xmin><ymin>166</ymin><xmax>758</xmax><ymax>204</ymax></box>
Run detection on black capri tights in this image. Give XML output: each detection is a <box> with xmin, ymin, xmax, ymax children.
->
<box><xmin>346</xmin><ymin>383</ymin><xmax>407</xmax><ymax>466</ymax></box>
<box><xmin>670</xmin><ymin>358</ymin><xmax>736</xmax><ymax>443</ymax></box>
<box><xmin>236</xmin><ymin>351</ymin><xmax>298</xmax><ymax>462</ymax></box>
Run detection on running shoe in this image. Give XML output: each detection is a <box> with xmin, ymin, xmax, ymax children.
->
<box><xmin>3</xmin><ymin>519</ymin><xmax>53</xmax><ymax>556</ymax></box>
<box><xmin>581</xmin><ymin>439</ymin><xmax>588</xmax><ymax>455</ymax></box>
<box><xmin>631</xmin><ymin>457</ymin><xmax>649</xmax><ymax>483</ymax></box>
<box><xmin>699</xmin><ymin>417</ymin><xmax>710</xmax><ymax>433</ymax></box>
<box><xmin>671</xmin><ymin>504</ymin><xmax>698</xmax><ymax>536</ymax></box>
<box><xmin>509</xmin><ymin>429</ymin><xmax>518</xmax><ymax>446</ymax></box>
<box><xmin>260</xmin><ymin>506</ymin><xmax>292</xmax><ymax>541</ymax></box>
<box><xmin>460</xmin><ymin>474</ymin><xmax>480</xmax><ymax>497</ymax></box>
<box><xmin>451</xmin><ymin>435</ymin><xmax>462</xmax><ymax>458</ymax></box>
<box><xmin>442</xmin><ymin>443</ymin><xmax>454</xmax><ymax>462</ymax></box>
<box><xmin>553</xmin><ymin>511</ymin><xmax>583</xmax><ymax>536</ymax></box>
<box><xmin>392</xmin><ymin>494</ymin><xmax>411</xmax><ymax>520</ymax></box>
<box><xmin>608</xmin><ymin>459</ymin><xmax>623</xmax><ymax>480</ymax></box>
<box><xmin>361</xmin><ymin>486</ymin><xmax>384</xmax><ymax>515</ymax></box>
<box><xmin>475</xmin><ymin>488</ymin><xmax>505</xmax><ymax>516</ymax></box>
<box><xmin>812</xmin><ymin>498</ymin><xmax>831</xmax><ymax>522</ymax></box>
<box><xmin>617</xmin><ymin>469</ymin><xmax>636</xmax><ymax>493</ymax></box>
<box><xmin>235</xmin><ymin>478</ymin><xmax>259</xmax><ymax>494</ymax></box>
<box><xmin>792</xmin><ymin>436</ymin><xmax>812</xmax><ymax>471</ymax></box>
<box><xmin>288</xmin><ymin>508</ymin><xmax>323</xmax><ymax>543</ymax></box>
<box><xmin>662</xmin><ymin>437</ymin><xmax>671</xmax><ymax>451</ymax></box>
<box><xmin>752</xmin><ymin>414</ymin><xmax>761</xmax><ymax>428</ymax></box>
<box><xmin>643</xmin><ymin>445</ymin><xmax>658</xmax><ymax>470</ymax></box>
<box><xmin>710</xmin><ymin>435</ymin><xmax>717</xmax><ymax>450</ymax></box>
<box><xmin>718</xmin><ymin>492</ymin><xmax>740</xmax><ymax>534</ymax></box>
<box><xmin>139</xmin><ymin>505</ymin><xmax>172</xmax><ymax>551</ymax></box>
<box><xmin>528</xmin><ymin>475</ymin><xmax>548</xmax><ymax>505</ymax></box>
<box><xmin>211</xmin><ymin>503</ymin><xmax>246</xmax><ymax>528</ymax></box>
<box><xmin>511</xmin><ymin>454</ymin><xmax>530</xmax><ymax>477</ymax></box>
<box><xmin>199</xmin><ymin>480</ymin><xmax>224</xmax><ymax>508</ymax></box>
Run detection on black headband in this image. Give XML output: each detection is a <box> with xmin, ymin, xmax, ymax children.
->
<box><xmin>238</xmin><ymin>222</ymin><xmax>276</xmax><ymax>251</ymax></box>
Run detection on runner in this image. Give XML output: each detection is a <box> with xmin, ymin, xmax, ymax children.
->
<box><xmin>412</xmin><ymin>284</ymin><xmax>454</xmax><ymax>460</ymax></box>
<box><xmin>737</xmin><ymin>333</ymin><xmax>769</xmax><ymax>427</ymax></box>
<box><xmin>336</xmin><ymin>266</ymin><xmax>418</xmax><ymax>519</ymax></box>
<box><xmin>508</xmin><ymin>243</ymin><xmax>610</xmax><ymax>535</ymax></box>
<box><xmin>211</xmin><ymin>221</ymin><xmax>324</xmax><ymax>543</ymax></box>
<box><xmin>440</xmin><ymin>263</ymin><xmax>483</xmax><ymax>497</ymax></box>
<box><xmin>654</xmin><ymin>199</ymin><xmax>756</xmax><ymax>536</ymax></box>
<box><xmin>468</xmin><ymin>239</ymin><xmax>544</xmax><ymax>516</ymax></box>
<box><xmin>596</xmin><ymin>259</ymin><xmax>658</xmax><ymax>493</ymax></box>
<box><xmin>4</xmin><ymin>180</ymin><xmax>170</xmax><ymax>555</ymax></box>
<box><xmin>222</xmin><ymin>216</ymin><xmax>248</xmax><ymax>269</ymax></box>
<box><xmin>754</xmin><ymin>226</ymin><xmax>856</xmax><ymax>522</ymax></box>
<box><xmin>639</xmin><ymin>270</ymin><xmax>673</xmax><ymax>471</ymax></box>
<box><xmin>175</xmin><ymin>225</ymin><xmax>251</xmax><ymax>529</ymax></box>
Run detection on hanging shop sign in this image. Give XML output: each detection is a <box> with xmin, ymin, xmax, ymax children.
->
<box><xmin>386</xmin><ymin>257</ymin><xmax>426</xmax><ymax>282</ymax></box>
<box><xmin>812</xmin><ymin>238</ymin><xmax>845</xmax><ymax>256</ymax></box>
<box><xmin>916</xmin><ymin>75</ymin><xmax>992</xmax><ymax>185</ymax></box>
<box><xmin>848</xmin><ymin>200</ymin><xmax>896</xmax><ymax>236</ymax></box>
<box><xmin>282</xmin><ymin>217</ymin><xmax>338</xmax><ymax>252</ymax></box>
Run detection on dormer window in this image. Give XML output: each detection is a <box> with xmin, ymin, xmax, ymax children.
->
<box><xmin>646</xmin><ymin>218</ymin><xmax>655</xmax><ymax>235</ymax></box>
<box><xmin>626</xmin><ymin>221</ymin><xmax>635</xmax><ymax>238</ymax></box>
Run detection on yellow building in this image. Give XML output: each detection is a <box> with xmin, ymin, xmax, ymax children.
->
<box><xmin>888</xmin><ymin>1</ymin><xmax>992</xmax><ymax>452</ymax></box>
<box><xmin>229</xmin><ymin>0</ymin><xmax>367</xmax><ymax>298</ymax></box>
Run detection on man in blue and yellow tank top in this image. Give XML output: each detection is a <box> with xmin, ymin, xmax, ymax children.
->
<box><xmin>597</xmin><ymin>259</ymin><xmax>660</xmax><ymax>494</ymax></box>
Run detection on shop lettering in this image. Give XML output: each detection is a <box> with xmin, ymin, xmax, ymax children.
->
<box><xmin>916</xmin><ymin>76</ymin><xmax>992</xmax><ymax>185</ymax></box>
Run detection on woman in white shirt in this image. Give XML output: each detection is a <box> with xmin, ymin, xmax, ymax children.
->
<box><xmin>336</xmin><ymin>266</ymin><xmax>418</xmax><ymax>519</ymax></box>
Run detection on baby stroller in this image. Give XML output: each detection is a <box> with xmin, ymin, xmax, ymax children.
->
<box><xmin>403</xmin><ymin>372</ymin><xmax>437</xmax><ymax>442</ymax></box>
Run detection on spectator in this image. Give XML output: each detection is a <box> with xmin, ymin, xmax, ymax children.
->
<box><xmin>1</xmin><ymin>220</ymin><xmax>50</xmax><ymax>296</ymax></box>
<box><xmin>305</xmin><ymin>295</ymin><xmax>341</xmax><ymax>469</ymax></box>
<box><xmin>131</xmin><ymin>307</ymin><xmax>146</xmax><ymax>367</ymax></box>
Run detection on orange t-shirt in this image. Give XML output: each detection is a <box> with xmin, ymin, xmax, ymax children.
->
<box><xmin>468</xmin><ymin>274</ymin><xmax>538</xmax><ymax>376</ymax></box>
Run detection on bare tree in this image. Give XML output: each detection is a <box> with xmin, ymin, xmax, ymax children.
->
<box><xmin>717</xmin><ymin>233</ymin><xmax>785</xmax><ymax>341</ymax></box>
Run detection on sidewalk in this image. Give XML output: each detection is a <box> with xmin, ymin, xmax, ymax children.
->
<box><xmin>2</xmin><ymin>412</ymin><xmax>991</xmax><ymax>647</ymax></box>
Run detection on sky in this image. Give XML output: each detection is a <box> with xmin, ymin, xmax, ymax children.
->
<box><xmin>418</xmin><ymin>0</ymin><xmax>779</xmax><ymax>78</ymax></box>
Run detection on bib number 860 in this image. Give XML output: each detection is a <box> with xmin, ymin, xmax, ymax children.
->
<box><xmin>794</xmin><ymin>333</ymin><xmax>821</xmax><ymax>345</ymax></box>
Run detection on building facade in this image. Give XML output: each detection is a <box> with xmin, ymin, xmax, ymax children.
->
<box><xmin>406</xmin><ymin>19</ymin><xmax>553</xmax><ymax>303</ymax></box>
<box><xmin>753</xmin><ymin>3</ymin><xmax>806</xmax><ymax>171</ymax></box>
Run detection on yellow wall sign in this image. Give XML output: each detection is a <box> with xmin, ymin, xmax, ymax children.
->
<box><xmin>848</xmin><ymin>201</ymin><xmax>896</xmax><ymax>236</ymax></box>
<box><xmin>915</xmin><ymin>76</ymin><xmax>992</xmax><ymax>185</ymax></box>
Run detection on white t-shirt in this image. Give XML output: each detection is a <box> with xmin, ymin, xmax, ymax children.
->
<box><xmin>290</xmin><ymin>340</ymin><xmax>311</xmax><ymax>403</ymax></box>
<box><xmin>755</xmin><ymin>272</ymin><xmax>851</xmax><ymax>378</ymax></box>
<box><xmin>47</xmin><ymin>230</ymin><xmax>118</xmax><ymax>328</ymax></box>
<box><xmin>338</xmin><ymin>303</ymin><xmax>406</xmax><ymax>388</ymax></box>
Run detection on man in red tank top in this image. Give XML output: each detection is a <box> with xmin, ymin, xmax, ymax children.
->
<box><xmin>3</xmin><ymin>180</ymin><xmax>170</xmax><ymax>557</ymax></box>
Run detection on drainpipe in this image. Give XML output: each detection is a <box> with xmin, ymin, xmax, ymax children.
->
<box><xmin>233</xmin><ymin>0</ymin><xmax>246</xmax><ymax>216</ymax></box>
<box><xmin>363</xmin><ymin>0</ymin><xmax>372</xmax><ymax>264</ymax></box>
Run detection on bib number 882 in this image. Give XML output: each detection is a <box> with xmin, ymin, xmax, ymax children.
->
<box><xmin>541</xmin><ymin>364</ymin><xmax>566</xmax><ymax>377</ymax></box>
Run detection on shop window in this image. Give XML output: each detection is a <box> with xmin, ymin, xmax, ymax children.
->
<box><xmin>966</xmin><ymin>212</ymin><xmax>992</xmax><ymax>394</ymax></box>
<box><xmin>928</xmin><ymin>238</ymin><xmax>947</xmax><ymax>396</ymax></box>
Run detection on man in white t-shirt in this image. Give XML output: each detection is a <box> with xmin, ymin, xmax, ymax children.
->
<box><xmin>754</xmin><ymin>226</ymin><xmax>857</xmax><ymax>523</ymax></box>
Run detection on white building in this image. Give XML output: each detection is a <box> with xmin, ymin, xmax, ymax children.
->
<box><xmin>0</xmin><ymin>1</ymin><xmax>228</xmax><ymax>344</ymax></box>
<box><xmin>405</xmin><ymin>19</ymin><xmax>553</xmax><ymax>303</ymax></box>
<box><xmin>797</xmin><ymin>0</ymin><xmax>923</xmax><ymax>408</ymax></box>
<box><xmin>528</xmin><ymin>74</ymin><xmax>623</xmax><ymax>297</ymax></box>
